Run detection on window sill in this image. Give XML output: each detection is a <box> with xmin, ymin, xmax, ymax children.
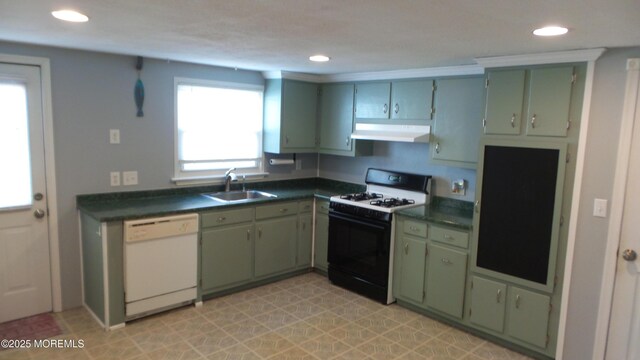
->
<box><xmin>172</xmin><ymin>172</ymin><xmax>269</xmax><ymax>186</ymax></box>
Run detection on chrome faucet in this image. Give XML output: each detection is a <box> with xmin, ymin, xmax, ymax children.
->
<box><xmin>224</xmin><ymin>168</ymin><xmax>237</xmax><ymax>192</ymax></box>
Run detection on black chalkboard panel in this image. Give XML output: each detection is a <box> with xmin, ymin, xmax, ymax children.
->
<box><xmin>476</xmin><ymin>145</ymin><xmax>559</xmax><ymax>284</ymax></box>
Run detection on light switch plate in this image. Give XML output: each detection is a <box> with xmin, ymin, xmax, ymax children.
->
<box><xmin>122</xmin><ymin>171</ymin><xmax>138</xmax><ymax>186</ymax></box>
<box><xmin>593</xmin><ymin>198</ymin><xmax>608</xmax><ymax>218</ymax></box>
<box><xmin>110</xmin><ymin>171</ymin><xmax>120</xmax><ymax>186</ymax></box>
<box><xmin>109</xmin><ymin>129</ymin><xmax>120</xmax><ymax>144</ymax></box>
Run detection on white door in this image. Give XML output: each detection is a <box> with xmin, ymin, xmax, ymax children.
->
<box><xmin>606</xmin><ymin>59</ymin><xmax>640</xmax><ymax>360</ymax></box>
<box><xmin>0</xmin><ymin>63</ymin><xmax>52</xmax><ymax>323</ymax></box>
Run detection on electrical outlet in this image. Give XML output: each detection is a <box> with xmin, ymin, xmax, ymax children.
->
<box><xmin>110</xmin><ymin>171</ymin><xmax>120</xmax><ymax>186</ymax></box>
<box><xmin>593</xmin><ymin>198</ymin><xmax>608</xmax><ymax>218</ymax></box>
<box><xmin>109</xmin><ymin>129</ymin><xmax>120</xmax><ymax>144</ymax></box>
<box><xmin>122</xmin><ymin>171</ymin><xmax>138</xmax><ymax>186</ymax></box>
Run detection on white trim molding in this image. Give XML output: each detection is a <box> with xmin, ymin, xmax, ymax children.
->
<box><xmin>475</xmin><ymin>48</ymin><xmax>607</xmax><ymax>68</ymax></box>
<box><xmin>0</xmin><ymin>53</ymin><xmax>62</xmax><ymax>312</ymax></box>
<box><xmin>554</xmin><ymin>51</ymin><xmax>605</xmax><ymax>359</ymax></box>
<box><xmin>592</xmin><ymin>58</ymin><xmax>640</xmax><ymax>360</ymax></box>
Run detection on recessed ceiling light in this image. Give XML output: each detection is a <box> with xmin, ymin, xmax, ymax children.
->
<box><xmin>309</xmin><ymin>55</ymin><xmax>330</xmax><ymax>62</ymax></box>
<box><xmin>51</xmin><ymin>10</ymin><xmax>89</xmax><ymax>23</ymax></box>
<box><xmin>533</xmin><ymin>26</ymin><xmax>568</xmax><ymax>37</ymax></box>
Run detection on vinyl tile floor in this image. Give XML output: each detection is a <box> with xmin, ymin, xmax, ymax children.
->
<box><xmin>1</xmin><ymin>272</ymin><xmax>533</xmax><ymax>360</ymax></box>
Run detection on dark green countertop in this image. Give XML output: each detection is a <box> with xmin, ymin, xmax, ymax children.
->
<box><xmin>77</xmin><ymin>178</ymin><xmax>364</xmax><ymax>222</ymax></box>
<box><xmin>396</xmin><ymin>197</ymin><xmax>474</xmax><ymax>230</ymax></box>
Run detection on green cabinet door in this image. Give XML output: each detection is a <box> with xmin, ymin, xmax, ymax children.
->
<box><xmin>432</xmin><ymin>77</ymin><xmax>485</xmax><ymax>163</ymax></box>
<box><xmin>314</xmin><ymin>205</ymin><xmax>329</xmax><ymax>271</ymax></box>
<box><xmin>469</xmin><ymin>276</ymin><xmax>507</xmax><ymax>333</ymax></box>
<box><xmin>391</xmin><ymin>79</ymin><xmax>434</xmax><ymax>120</ymax></box>
<box><xmin>201</xmin><ymin>224</ymin><xmax>253</xmax><ymax>292</ymax></box>
<box><xmin>484</xmin><ymin>69</ymin><xmax>525</xmax><ymax>135</ymax></box>
<box><xmin>397</xmin><ymin>235</ymin><xmax>427</xmax><ymax>304</ymax></box>
<box><xmin>319</xmin><ymin>83</ymin><xmax>355</xmax><ymax>152</ymax></box>
<box><xmin>255</xmin><ymin>216</ymin><xmax>297</xmax><ymax>277</ymax></box>
<box><xmin>283</xmin><ymin>80</ymin><xmax>318</xmax><ymax>149</ymax></box>
<box><xmin>425</xmin><ymin>244</ymin><xmax>468</xmax><ymax>319</ymax></box>
<box><xmin>297</xmin><ymin>213</ymin><xmax>313</xmax><ymax>268</ymax></box>
<box><xmin>355</xmin><ymin>82</ymin><xmax>391</xmax><ymax>119</ymax></box>
<box><xmin>526</xmin><ymin>66</ymin><xmax>574</xmax><ymax>137</ymax></box>
<box><xmin>507</xmin><ymin>287</ymin><xmax>551</xmax><ymax>348</ymax></box>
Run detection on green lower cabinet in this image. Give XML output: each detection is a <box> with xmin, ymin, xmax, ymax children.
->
<box><xmin>397</xmin><ymin>235</ymin><xmax>427</xmax><ymax>304</ymax></box>
<box><xmin>255</xmin><ymin>217</ymin><xmax>297</xmax><ymax>278</ymax></box>
<box><xmin>469</xmin><ymin>276</ymin><xmax>507</xmax><ymax>332</ymax></box>
<box><xmin>507</xmin><ymin>287</ymin><xmax>551</xmax><ymax>348</ymax></box>
<box><xmin>314</xmin><ymin>210</ymin><xmax>329</xmax><ymax>272</ymax></box>
<box><xmin>297</xmin><ymin>213</ymin><xmax>313</xmax><ymax>268</ymax></box>
<box><xmin>201</xmin><ymin>224</ymin><xmax>253</xmax><ymax>292</ymax></box>
<box><xmin>425</xmin><ymin>244</ymin><xmax>467</xmax><ymax>318</ymax></box>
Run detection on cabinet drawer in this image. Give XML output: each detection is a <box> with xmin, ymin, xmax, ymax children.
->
<box><xmin>201</xmin><ymin>207</ymin><xmax>254</xmax><ymax>228</ymax></box>
<box><xmin>403</xmin><ymin>220</ymin><xmax>427</xmax><ymax>238</ymax></box>
<box><xmin>256</xmin><ymin>201</ymin><xmax>299</xmax><ymax>220</ymax></box>
<box><xmin>430</xmin><ymin>226</ymin><xmax>469</xmax><ymax>249</ymax></box>
<box><xmin>316</xmin><ymin>200</ymin><xmax>330</xmax><ymax>215</ymax></box>
<box><xmin>299</xmin><ymin>200</ymin><xmax>313</xmax><ymax>213</ymax></box>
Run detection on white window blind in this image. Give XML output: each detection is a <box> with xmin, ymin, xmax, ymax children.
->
<box><xmin>174</xmin><ymin>79</ymin><xmax>264</xmax><ymax>180</ymax></box>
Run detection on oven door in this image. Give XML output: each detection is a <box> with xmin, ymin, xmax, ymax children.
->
<box><xmin>328</xmin><ymin>210</ymin><xmax>392</xmax><ymax>287</ymax></box>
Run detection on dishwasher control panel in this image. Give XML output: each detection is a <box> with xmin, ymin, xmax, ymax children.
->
<box><xmin>124</xmin><ymin>213</ymin><xmax>199</xmax><ymax>242</ymax></box>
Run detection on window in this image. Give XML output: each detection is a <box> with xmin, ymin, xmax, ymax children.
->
<box><xmin>174</xmin><ymin>78</ymin><xmax>264</xmax><ymax>181</ymax></box>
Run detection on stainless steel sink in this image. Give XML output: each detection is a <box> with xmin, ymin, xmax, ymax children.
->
<box><xmin>201</xmin><ymin>190</ymin><xmax>277</xmax><ymax>203</ymax></box>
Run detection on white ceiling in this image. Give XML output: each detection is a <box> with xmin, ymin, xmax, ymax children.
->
<box><xmin>0</xmin><ymin>0</ymin><xmax>639</xmax><ymax>74</ymax></box>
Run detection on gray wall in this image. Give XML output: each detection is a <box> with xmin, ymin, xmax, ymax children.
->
<box><xmin>562</xmin><ymin>47</ymin><xmax>640</xmax><ymax>359</ymax></box>
<box><xmin>0</xmin><ymin>41</ymin><xmax>317</xmax><ymax>309</ymax></box>
<box><xmin>320</xmin><ymin>142</ymin><xmax>477</xmax><ymax>202</ymax></box>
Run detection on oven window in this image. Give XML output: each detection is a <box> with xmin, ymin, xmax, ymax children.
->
<box><xmin>328</xmin><ymin>212</ymin><xmax>391</xmax><ymax>286</ymax></box>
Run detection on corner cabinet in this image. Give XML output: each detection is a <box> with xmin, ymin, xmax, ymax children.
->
<box><xmin>483</xmin><ymin>66</ymin><xmax>577</xmax><ymax>137</ymax></box>
<box><xmin>263</xmin><ymin>79</ymin><xmax>318</xmax><ymax>153</ymax></box>
<box><xmin>318</xmin><ymin>83</ymin><xmax>372</xmax><ymax>156</ymax></box>
<box><xmin>354</xmin><ymin>79</ymin><xmax>434</xmax><ymax>121</ymax></box>
<box><xmin>431</xmin><ymin>76</ymin><xmax>485</xmax><ymax>166</ymax></box>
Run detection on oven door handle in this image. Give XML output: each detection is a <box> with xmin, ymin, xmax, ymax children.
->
<box><xmin>329</xmin><ymin>210</ymin><xmax>390</xmax><ymax>230</ymax></box>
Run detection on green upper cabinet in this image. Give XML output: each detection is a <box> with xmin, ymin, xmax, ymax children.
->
<box><xmin>526</xmin><ymin>66</ymin><xmax>574</xmax><ymax>137</ymax></box>
<box><xmin>391</xmin><ymin>80</ymin><xmax>434</xmax><ymax>120</ymax></box>
<box><xmin>354</xmin><ymin>79</ymin><xmax>434</xmax><ymax>122</ymax></box>
<box><xmin>483</xmin><ymin>69</ymin><xmax>526</xmax><ymax>135</ymax></box>
<box><xmin>483</xmin><ymin>66</ymin><xmax>576</xmax><ymax>137</ymax></box>
<box><xmin>263</xmin><ymin>79</ymin><xmax>318</xmax><ymax>154</ymax></box>
<box><xmin>431</xmin><ymin>76</ymin><xmax>485</xmax><ymax>165</ymax></box>
<box><xmin>354</xmin><ymin>82</ymin><xmax>391</xmax><ymax>119</ymax></box>
<box><xmin>318</xmin><ymin>83</ymin><xmax>372</xmax><ymax>156</ymax></box>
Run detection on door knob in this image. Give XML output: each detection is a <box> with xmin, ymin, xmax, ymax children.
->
<box><xmin>34</xmin><ymin>209</ymin><xmax>46</xmax><ymax>219</ymax></box>
<box><xmin>622</xmin><ymin>249</ymin><xmax>637</xmax><ymax>261</ymax></box>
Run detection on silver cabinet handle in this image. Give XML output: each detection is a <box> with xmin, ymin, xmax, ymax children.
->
<box><xmin>34</xmin><ymin>209</ymin><xmax>46</xmax><ymax>219</ymax></box>
<box><xmin>531</xmin><ymin>114</ymin><xmax>537</xmax><ymax>128</ymax></box>
<box><xmin>515</xmin><ymin>294</ymin><xmax>521</xmax><ymax>309</ymax></box>
<box><xmin>258</xmin><ymin>228</ymin><xmax>262</xmax><ymax>238</ymax></box>
<box><xmin>394</xmin><ymin>103</ymin><xmax>399</xmax><ymax>114</ymax></box>
<box><xmin>474</xmin><ymin>200</ymin><xmax>480</xmax><ymax>213</ymax></box>
<box><xmin>217</xmin><ymin>216</ymin><xmax>226</xmax><ymax>222</ymax></box>
<box><xmin>246</xmin><ymin>229</ymin><xmax>251</xmax><ymax>241</ymax></box>
<box><xmin>279</xmin><ymin>208</ymin><xmax>288</xmax><ymax>213</ymax></box>
<box><xmin>511</xmin><ymin>113</ymin><xmax>516</xmax><ymax>128</ymax></box>
<box><xmin>383</xmin><ymin>103</ymin><xmax>388</xmax><ymax>114</ymax></box>
<box><xmin>435</xmin><ymin>142</ymin><xmax>440</xmax><ymax>154</ymax></box>
<box><xmin>441</xmin><ymin>258</ymin><xmax>452</xmax><ymax>264</ymax></box>
<box><xmin>404</xmin><ymin>243</ymin><xmax>409</xmax><ymax>255</ymax></box>
<box><xmin>443</xmin><ymin>235</ymin><xmax>454</xmax><ymax>241</ymax></box>
<box><xmin>346</xmin><ymin>136</ymin><xmax>350</xmax><ymax>146</ymax></box>
<box><xmin>497</xmin><ymin>289</ymin><xmax>502</xmax><ymax>303</ymax></box>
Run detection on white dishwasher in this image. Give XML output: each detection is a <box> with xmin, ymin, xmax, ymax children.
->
<box><xmin>124</xmin><ymin>213</ymin><xmax>198</xmax><ymax>318</ymax></box>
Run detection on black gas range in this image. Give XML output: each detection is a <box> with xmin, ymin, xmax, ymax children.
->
<box><xmin>327</xmin><ymin>168</ymin><xmax>432</xmax><ymax>304</ymax></box>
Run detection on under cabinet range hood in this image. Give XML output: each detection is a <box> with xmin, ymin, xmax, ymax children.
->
<box><xmin>350</xmin><ymin>123</ymin><xmax>431</xmax><ymax>143</ymax></box>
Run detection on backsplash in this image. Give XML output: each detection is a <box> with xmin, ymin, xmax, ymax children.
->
<box><xmin>318</xmin><ymin>141</ymin><xmax>477</xmax><ymax>202</ymax></box>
